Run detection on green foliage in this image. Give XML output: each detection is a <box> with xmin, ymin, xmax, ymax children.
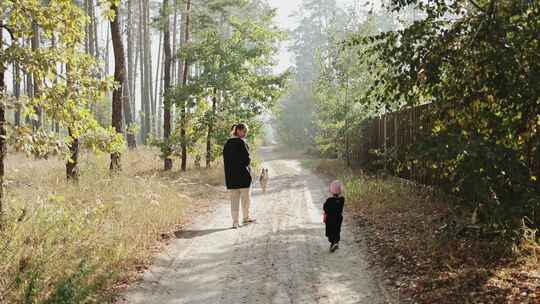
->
<box><xmin>92</xmin><ymin>95</ymin><xmax>112</xmax><ymax>128</ymax></box>
<box><xmin>312</xmin><ymin>7</ymin><xmax>397</xmax><ymax>161</ymax></box>
<box><xmin>276</xmin><ymin>0</ymin><xmax>344</xmax><ymax>147</ymax></box>
<box><xmin>358</xmin><ymin>0</ymin><xmax>540</xmax><ymax>232</ymax></box>
<box><xmin>159</xmin><ymin>1</ymin><xmax>288</xmax><ymax>162</ymax></box>
<box><xmin>305</xmin><ymin>0</ymin><xmax>540</xmax><ymax>233</ymax></box>
<box><xmin>80</xmin><ymin>125</ymin><xmax>125</xmax><ymax>155</ymax></box>
<box><xmin>276</xmin><ymin>84</ymin><xmax>318</xmax><ymax>147</ymax></box>
<box><xmin>1</xmin><ymin>0</ymin><xmax>123</xmax><ymax>160</ymax></box>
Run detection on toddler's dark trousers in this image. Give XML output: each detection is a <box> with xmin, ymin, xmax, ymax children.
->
<box><xmin>325</xmin><ymin>216</ymin><xmax>343</xmax><ymax>244</ymax></box>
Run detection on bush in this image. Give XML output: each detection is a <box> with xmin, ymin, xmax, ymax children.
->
<box><xmin>365</xmin><ymin>0</ymin><xmax>540</xmax><ymax>233</ymax></box>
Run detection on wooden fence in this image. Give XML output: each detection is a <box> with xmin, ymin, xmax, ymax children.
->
<box><xmin>351</xmin><ymin>103</ymin><xmax>438</xmax><ymax>185</ymax></box>
<box><xmin>352</xmin><ymin>103</ymin><xmax>540</xmax><ymax>187</ymax></box>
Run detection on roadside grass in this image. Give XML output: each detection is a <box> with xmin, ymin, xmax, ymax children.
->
<box><xmin>306</xmin><ymin>158</ymin><xmax>540</xmax><ymax>303</ymax></box>
<box><xmin>0</xmin><ymin>148</ymin><xmax>226</xmax><ymax>304</ymax></box>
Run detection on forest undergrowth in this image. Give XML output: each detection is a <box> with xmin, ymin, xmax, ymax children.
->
<box><xmin>0</xmin><ymin>148</ymin><xmax>226</xmax><ymax>303</ymax></box>
<box><xmin>304</xmin><ymin>159</ymin><xmax>540</xmax><ymax>304</ymax></box>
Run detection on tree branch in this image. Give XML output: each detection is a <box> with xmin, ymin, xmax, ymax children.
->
<box><xmin>468</xmin><ymin>0</ymin><xmax>486</xmax><ymax>13</ymax></box>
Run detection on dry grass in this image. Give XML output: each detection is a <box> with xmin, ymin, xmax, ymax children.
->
<box><xmin>306</xmin><ymin>159</ymin><xmax>540</xmax><ymax>303</ymax></box>
<box><xmin>0</xmin><ymin>148</ymin><xmax>225</xmax><ymax>303</ymax></box>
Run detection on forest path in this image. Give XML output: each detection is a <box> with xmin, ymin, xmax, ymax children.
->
<box><xmin>123</xmin><ymin>146</ymin><xmax>388</xmax><ymax>304</ymax></box>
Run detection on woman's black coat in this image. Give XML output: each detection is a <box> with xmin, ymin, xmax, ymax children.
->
<box><xmin>223</xmin><ymin>137</ymin><xmax>252</xmax><ymax>189</ymax></box>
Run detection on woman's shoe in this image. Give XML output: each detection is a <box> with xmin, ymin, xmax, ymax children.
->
<box><xmin>242</xmin><ymin>218</ymin><xmax>256</xmax><ymax>225</ymax></box>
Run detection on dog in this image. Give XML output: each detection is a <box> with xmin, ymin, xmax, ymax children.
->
<box><xmin>259</xmin><ymin>168</ymin><xmax>269</xmax><ymax>192</ymax></box>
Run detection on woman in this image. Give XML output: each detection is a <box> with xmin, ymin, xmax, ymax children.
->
<box><xmin>223</xmin><ymin>123</ymin><xmax>255</xmax><ymax>228</ymax></box>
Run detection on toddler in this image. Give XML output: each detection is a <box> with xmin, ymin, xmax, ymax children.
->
<box><xmin>323</xmin><ymin>180</ymin><xmax>345</xmax><ymax>252</ymax></box>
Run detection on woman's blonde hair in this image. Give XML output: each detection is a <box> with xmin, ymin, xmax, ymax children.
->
<box><xmin>231</xmin><ymin>123</ymin><xmax>248</xmax><ymax>137</ymax></box>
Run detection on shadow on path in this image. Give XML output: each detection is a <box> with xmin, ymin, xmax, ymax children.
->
<box><xmin>174</xmin><ymin>228</ymin><xmax>231</xmax><ymax>239</ymax></box>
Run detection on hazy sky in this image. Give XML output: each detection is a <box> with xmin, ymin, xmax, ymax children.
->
<box><xmin>269</xmin><ymin>0</ymin><xmax>363</xmax><ymax>73</ymax></box>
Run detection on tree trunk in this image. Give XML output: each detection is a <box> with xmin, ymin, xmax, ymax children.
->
<box><xmin>176</xmin><ymin>1</ymin><xmax>185</xmax><ymax>86</ymax></box>
<box><xmin>83</xmin><ymin>2</ymin><xmax>98</xmax><ymax>116</ymax></box>
<box><xmin>139</xmin><ymin>0</ymin><xmax>150</xmax><ymax>142</ymax></box>
<box><xmin>66</xmin><ymin>128</ymin><xmax>80</xmax><ymax>181</ymax></box>
<box><xmin>127</xmin><ymin>0</ymin><xmax>136</xmax><ymax>119</ymax></box>
<box><xmin>120</xmin><ymin>3</ymin><xmax>136</xmax><ymax>149</ymax></box>
<box><xmin>91</xmin><ymin>0</ymin><xmax>99</xmax><ymax>59</ymax></box>
<box><xmin>171</xmin><ymin>0</ymin><xmax>178</xmax><ymax>83</ymax></box>
<box><xmin>84</xmin><ymin>0</ymin><xmax>90</xmax><ymax>53</ymax></box>
<box><xmin>132</xmin><ymin>38</ymin><xmax>139</xmax><ymax>121</ymax></box>
<box><xmin>85</xmin><ymin>0</ymin><xmax>97</xmax><ymax>57</ymax></box>
<box><xmin>162</xmin><ymin>0</ymin><xmax>173</xmax><ymax>170</ymax></box>
<box><xmin>31</xmin><ymin>21</ymin><xmax>42</xmax><ymax>130</ymax></box>
<box><xmin>104</xmin><ymin>25</ymin><xmax>110</xmax><ymax>77</ymax></box>
<box><xmin>345</xmin><ymin>75</ymin><xmax>351</xmax><ymax>168</ymax></box>
<box><xmin>154</xmin><ymin>30</ymin><xmax>163</xmax><ymax>134</ymax></box>
<box><xmin>157</xmin><ymin>58</ymin><xmax>164</xmax><ymax>138</ymax></box>
<box><xmin>144</xmin><ymin>0</ymin><xmax>154</xmax><ymax>136</ymax></box>
<box><xmin>50</xmin><ymin>35</ymin><xmax>60</xmax><ymax>133</ymax></box>
<box><xmin>180</xmin><ymin>0</ymin><xmax>191</xmax><ymax>171</ymax></box>
<box><xmin>13</xmin><ymin>63</ymin><xmax>21</xmax><ymax>126</ymax></box>
<box><xmin>123</xmin><ymin>82</ymin><xmax>137</xmax><ymax>148</ymax></box>
<box><xmin>132</xmin><ymin>0</ymin><xmax>139</xmax><ymax>124</ymax></box>
<box><xmin>110</xmin><ymin>2</ymin><xmax>125</xmax><ymax>172</ymax></box>
<box><xmin>173</xmin><ymin>0</ymin><xmax>184</xmax><ymax>129</ymax></box>
<box><xmin>206</xmin><ymin>90</ymin><xmax>217</xmax><ymax>168</ymax></box>
<box><xmin>24</xmin><ymin>38</ymin><xmax>32</xmax><ymax>125</ymax></box>
<box><xmin>0</xmin><ymin>16</ymin><xmax>6</xmax><ymax>227</ymax></box>
<box><xmin>66</xmin><ymin>64</ymin><xmax>79</xmax><ymax>180</ymax></box>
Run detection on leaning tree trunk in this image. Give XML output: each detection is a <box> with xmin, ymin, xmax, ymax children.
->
<box><xmin>110</xmin><ymin>1</ymin><xmax>125</xmax><ymax>172</ymax></box>
<box><xmin>162</xmin><ymin>0</ymin><xmax>173</xmax><ymax>170</ymax></box>
<box><xmin>0</xmin><ymin>16</ymin><xmax>6</xmax><ymax>227</ymax></box>
<box><xmin>180</xmin><ymin>0</ymin><xmax>191</xmax><ymax>171</ymax></box>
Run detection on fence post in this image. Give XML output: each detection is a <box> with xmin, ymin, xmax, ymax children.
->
<box><xmin>383</xmin><ymin>114</ymin><xmax>387</xmax><ymax>171</ymax></box>
<box><xmin>394</xmin><ymin>113</ymin><xmax>398</xmax><ymax>148</ymax></box>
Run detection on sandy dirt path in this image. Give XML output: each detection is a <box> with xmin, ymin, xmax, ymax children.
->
<box><xmin>123</xmin><ymin>146</ymin><xmax>389</xmax><ymax>304</ymax></box>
